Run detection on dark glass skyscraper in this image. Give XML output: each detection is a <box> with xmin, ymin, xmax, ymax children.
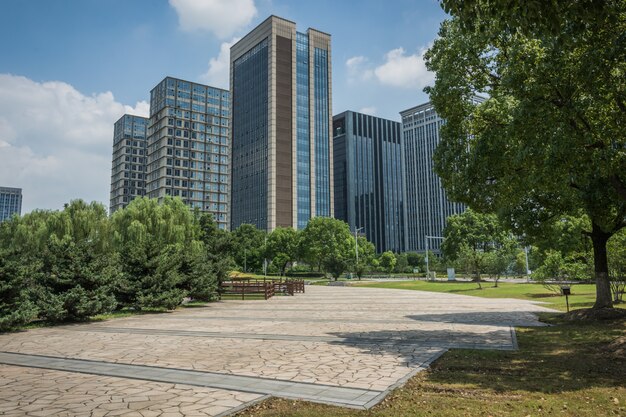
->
<box><xmin>230</xmin><ymin>16</ymin><xmax>333</xmax><ymax>231</ymax></box>
<box><xmin>401</xmin><ymin>101</ymin><xmax>467</xmax><ymax>253</ymax></box>
<box><xmin>110</xmin><ymin>114</ymin><xmax>148</xmax><ymax>214</ymax></box>
<box><xmin>333</xmin><ymin>111</ymin><xmax>405</xmax><ymax>253</ymax></box>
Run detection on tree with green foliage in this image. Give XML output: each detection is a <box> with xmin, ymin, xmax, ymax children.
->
<box><xmin>197</xmin><ymin>213</ymin><xmax>233</xmax><ymax>289</ymax></box>
<box><xmin>406</xmin><ymin>252</ymin><xmax>426</xmax><ymax>272</ymax></box>
<box><xmin>0</xmin><ymin>246</ymin><xmax>38</xmax><ymax>331</ymax></box>
<box><xmin>532</xmin><ymin>249</ymin><xmax>593</xmax><ymax>294</ymax></box>
<box><xmin>513</xmin><ymin>249</ymin><xmax>529</xmax><ymax>277</ymax></box>
<box><xmin>483</xmin><ymin>244</ymin><xmax>516</xmax><ymax>287</ymax></box>
<box><xmin>442</xmin><ymin>210</ymin><xmax>517</xmax><ymax>287</ymax></box>
<box><xmin>425</xmin><ymin>1</ymin><xmax>626</xmax><ymax>308</ymax></box>
<box><xmin>300</xmin><ymin>217</ymin><xmax>354</xmax><ymax>280</ymax></box>
<box><xmin>1</xmin><ymin>200</ymin><xmax>120</xmax><ymax>322</ymax></box>
<box><xmin>111</xmin><ymin>197</ymin><xmax>199</xmax><ymax>310</ymax></box>
<box><xmin>394</xmin><ymin>253</ymin><xmax>410</xmax><ymax>274</ymax></box>
<box><xmin>231</xmin><ymin>224</ymin><xmax>266</xmax><ymax>273</ymax></box>
<box><xmin>425</xmin><ymin>250</ymin><xmax>444</xmax><ymax>275</ymax></box>
<box><xmin>265</xmin><ymin>227</ymin><xmax>299</xmax><ymax>276</ymax></box>
<box><xmin>353</xmin><ymin>236</ymin><xmax>375</xmax><ymax>280</ymax></box>
<box><xmin>608</xmin><ymin>229</ymin><xmax>626</xmax><ymax>303</ymax></box>
<box><xmin>379</xmin><ymin>251</ymin><xmax>397</xmax><ymax>275</ymax></box>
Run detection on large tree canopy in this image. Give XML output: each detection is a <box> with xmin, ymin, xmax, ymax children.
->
<box><xmin>442</xmin><ymin>209</ymin><xmax>517</xmax><ymax>283</ymax></box>
<box><xmin>300</xmin><ymin>217</ymin><xmax>354</xmax><ymax>280</ymax></box>
<box><xmin>426</xmin><ymin>1</ymin><xmax>626</xmax><ymax>308</ymax></box>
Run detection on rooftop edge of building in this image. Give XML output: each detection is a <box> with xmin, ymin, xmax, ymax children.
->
<box><xmin>400</xmin><ymin>95</ymin><xmax>488</xmax><ymax>117</ymax></box>
<box><xmin>0</xmin><ymin>187</ymin><xmax>22</xmax><ymax>192</ymax></box>
<box><xmin>333</xmin><ymin>110</ymin><xmax>400</xmax><ymax>124</ymax></box>
<box><xmin>115</xmin><ymin>114</ymin><xmax>149</xmax><ymax>124</ymax></box>
<box><xmin>230</xmin><ymin>15</ymin><xmax>330</xmax><ymax>51</ymax></box>
<box><xmin>148</xmin><ymin>76</ymin><xmax>230</xmax><ymax>94</ymax></box>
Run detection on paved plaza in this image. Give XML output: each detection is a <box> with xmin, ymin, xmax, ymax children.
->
<box><xmin>0</xmin><ymin>285</ymin><xmax>555</xmax><ymax>416</ymax></box>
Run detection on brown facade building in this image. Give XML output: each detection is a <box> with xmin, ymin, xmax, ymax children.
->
<box><xmin>230</xmin><ymin>16</ymin><xmax>333</xmax><ymax>231</ymax></box>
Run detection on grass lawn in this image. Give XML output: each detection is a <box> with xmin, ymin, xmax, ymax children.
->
<box><xmin>351</xmin><ymin>281</ymin><xmax>625</xmax><ymax>312</ymax></box>
<box><xmin>236</xmin><ymin>282</ymin><xmax>624</xmax><ymax>416</ymax></box>
<box><xmin>236</xmin><ymin>314</ymin><xmax>625</xmax><ymax>417</ymax></box>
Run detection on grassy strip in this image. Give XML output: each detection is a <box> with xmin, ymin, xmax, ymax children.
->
<box><xmin>236</xmin><ymin>314</ymin><xmax>626</xmax><ymax>417</ymax></box>
<box><xmin>351</xmin><ymin>281</ymin><xmax>625</xmax><ymax>312</ymax></box>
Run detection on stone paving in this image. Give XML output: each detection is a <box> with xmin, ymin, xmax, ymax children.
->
<box><xmin>0</xmin><ymin>286</ymin><xmax>555</xmax><ymax>415</ymax></box>
<box><xmin>0</xmin><ymin>364</ymin><xmax>264</xmax><ymax>417</ymax></box>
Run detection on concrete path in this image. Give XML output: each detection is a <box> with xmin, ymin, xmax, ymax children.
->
<box><xmin>0</xmin><ymin>286</ymin><xmax>554</xmax><ymax>416</ymax></box>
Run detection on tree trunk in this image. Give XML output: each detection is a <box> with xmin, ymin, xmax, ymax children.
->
<box><xmin>591</xmin><ymin>222</ymin><xmax>613</xmax><ymax>309</ymax></box>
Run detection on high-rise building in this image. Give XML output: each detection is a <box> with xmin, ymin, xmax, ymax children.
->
<box><xmin>401</xmin><ymin>101</ymin><xmax>467</xmax><ymax>253</ymax></box>
<box><xmin>109</xmin><ymin>114</ymin><xmax>148</xmax><ymax>214</ymax></box>
<box><xmin>333</xmin><ymin>111</ymin><xmax>404</xmax><ymax>253</ymax></box>
<box><xmin>0</xmin><ymin>187</ymin><xmax>22</xmax><ymax>221</ymax></box>
<box><xmin>146</xmin><ymin>77</ymin><xmax>231</xmax><ymax>229</ymax></box>
<box><xmin>230</xmin><ymin>15</ymin><xmax>333</xmax><ymax>231</ymax></box>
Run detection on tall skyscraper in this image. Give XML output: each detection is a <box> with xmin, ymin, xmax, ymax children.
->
<box><xmin>230</xmin><ymin>15</ymin><xmax>333</xmax><ymax>231</ymax></box>
<box><xmin>333</xmin><ymin>111</ymin><xmax>404</xmax><ymax>253</ymax></box>
<box><xmin>110</xmin><ymin>114</ymin><xmax>148</xmax><ymax>214</ymax></box>
<box><xmin>0</xmin><ymin>187</ymin><xmax>22</xmax><ymax>221</ymax></box>
<box><xmin>401</xmin><ymin>102</ymin><xmax>466</xmax><ymax>253</ymax></box>
<box><xmin>145</xmin><ymin>77</ymin><xmax>231</xmax><ymax>229</ymax></box>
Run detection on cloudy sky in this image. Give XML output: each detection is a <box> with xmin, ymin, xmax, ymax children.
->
<box><xmin>0</xmin><ymin>0</ymin><xmax>446</xmax><ymax>213</ymax></box>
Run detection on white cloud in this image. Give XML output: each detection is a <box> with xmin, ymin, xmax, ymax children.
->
<box><xmin>126</xmin><ymin>100</ymin><xmax>149</xmax><ymax>118</ymax></box>
<box><xmin>374</xmin><ymin>47</ymin><xmax>434</xmax><ymax>89</ymax></box>
<box><xmin>346</xmin><ymin>56</ymin><xmax>374</xmax><ymax>83</ymax></box>
<box><xmin>200</xmin><ymin>37</ymin><xmax>239</xmax><ymax>89</ymax></box>
<box><xmin>0</xmin><ymin>74</ymin><xmax>148</xmax><ymax>213</ymax></box>
<box><xmin>358</xmin><ymin>106</ymin><xmax>377</xmax><ymax>116</ymax></box>
<box><xmin>169</xmin><ymin>0</ymin><xmax>257</xmax><ymax>38</ymax></box>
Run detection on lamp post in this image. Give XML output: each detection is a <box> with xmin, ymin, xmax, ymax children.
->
<box><xmin>425</xmin><ymin>235</ymin><xmax>445</xmax><ymax>280</ymax></box>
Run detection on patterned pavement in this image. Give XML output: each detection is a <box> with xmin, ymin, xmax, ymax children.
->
<box><xmin>0</xmin><ymin>285</ymin><xmax>554</xmax><ymax>415</ymax></box>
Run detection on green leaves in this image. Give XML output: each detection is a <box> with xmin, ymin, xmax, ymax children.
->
<box><xmin>300</xmin><ymin>217</ymin><xmax>355</xmax><ymax>279</ymax></box>
<box><xmin>427</xmin><ymin>2</ymin><xmax>626</xmax><ymax>307</ymax></box>
<box><xmin>379</xmin><ymin>251</ymin><xmax>397</xmax><ymax>274</ymax></box>
<box><xmin>0</xmin><ymin>197</ymin><xmax>223</xmax><ymax>329</ymax></box>
<box><xmin>442</xmin><ymin>209</ymin><xmax>518</xmax><ymax>279</ymax></box>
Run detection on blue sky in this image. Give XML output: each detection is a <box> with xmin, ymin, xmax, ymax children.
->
<box><xmin>0</xmin><ymin>0</ymin><xmax>447</xmax><ymax>213</ymax></box>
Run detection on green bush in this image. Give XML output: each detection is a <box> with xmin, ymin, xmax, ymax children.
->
<box><xmin>0</xmin><ymin>248</ymin><xmax>38</xmax><ymax>331</ymax></box>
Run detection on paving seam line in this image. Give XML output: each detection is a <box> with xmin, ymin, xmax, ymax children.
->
<box><xmin>66</xmin><ymin>327</ymin><xmax>515</xmax><ymax>350</ymax></box>
<box><xmin>0</xmin><ymin>351</ymin><xmax>383</xmax><ymax>408</ymax></box>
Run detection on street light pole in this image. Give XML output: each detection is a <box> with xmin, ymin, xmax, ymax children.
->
<box><xmin>425</xmin><ymin>235</ymin><xmax>445</xmax><ymax>281</ymax></box>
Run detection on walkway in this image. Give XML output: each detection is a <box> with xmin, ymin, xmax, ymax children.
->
<box><xmin>0</xmin><ymin>286</ymin><xmax>554</xmax><ymax>416</ymax></box>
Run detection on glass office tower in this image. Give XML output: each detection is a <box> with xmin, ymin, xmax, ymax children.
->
<box><xmin>333</xmin><ymin>111</ymin><xmax>404</xmax><ymax>253</ymax></box>
<box><xmin>230</xmin><ymin>15</ymin><xmax>333</xmax><ymax>231</ymax></box>
<box><xmin>145</xmin><ymin>77</ymin><xmax>230</xmax><ymax>229</ymax></box>
<box><xmin>401</xmin><ymin>101</ymin><xmax>467</xmax><ymax>253</ymax></box>
<box><xmin>110</xmin><ymin>114</ymin><xmax>148</xmax><ymax>214</ymax></box>
<box><xmin>0</xmin><ymin>187</ymin><xmax>22</xmax><ymax>221</ymax></box>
